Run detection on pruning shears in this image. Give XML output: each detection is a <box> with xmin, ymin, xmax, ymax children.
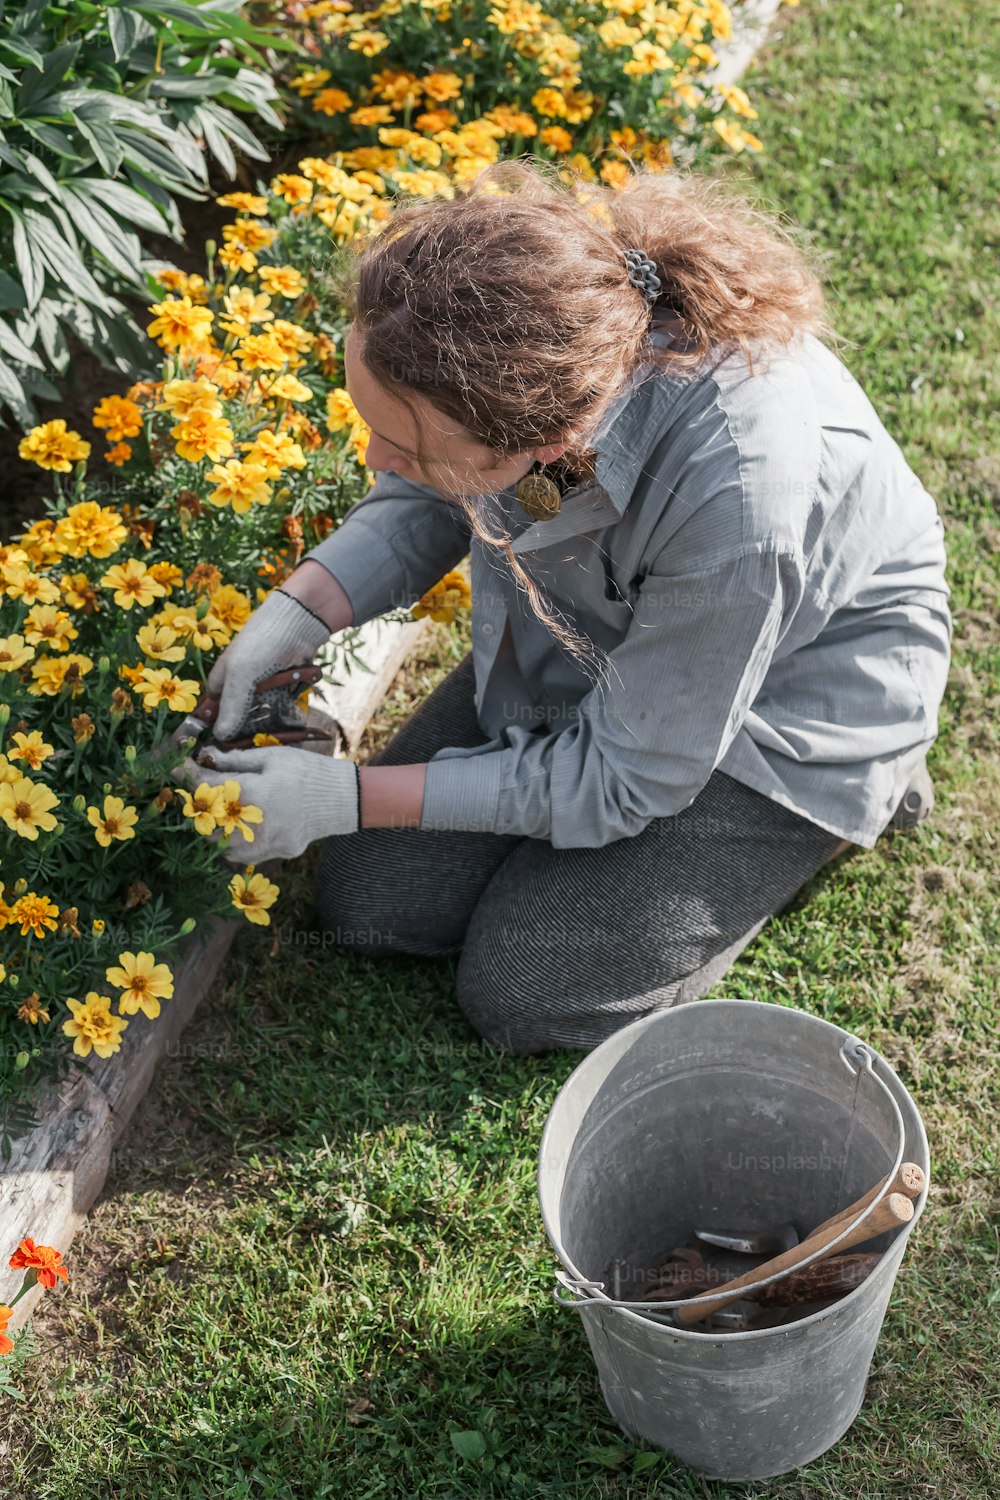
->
<box><xmin>173</xmin><ymin>663</ymin><xmax>336</xmax><ymax>755</ymax></box>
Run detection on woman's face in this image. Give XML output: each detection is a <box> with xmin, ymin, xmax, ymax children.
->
<box><xmin>344</xmin><ymin>326</ymin><xmax>569</xmax><ymax>499</ymax></box>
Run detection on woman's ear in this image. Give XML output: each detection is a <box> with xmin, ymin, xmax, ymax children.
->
<box><xmin>534</xmin><ymin>438</ymin><xmax>572</xmax><ymax>463</ymax></box>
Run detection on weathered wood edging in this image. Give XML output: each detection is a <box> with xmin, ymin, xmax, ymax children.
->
<box><xmin>0</xmin><ymin>615</ymin><xmax>428</xmax><ymax>1331</ymax></box>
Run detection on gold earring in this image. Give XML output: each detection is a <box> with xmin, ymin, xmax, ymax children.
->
<box><xmin>515</xmin><ymin>459</ymin><xmax>561</xmax><ymax>521</ymax></box>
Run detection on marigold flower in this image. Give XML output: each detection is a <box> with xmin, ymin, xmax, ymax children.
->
<box><xmin>216</xmin><ymin>191</ymin><xmax>270</xmax><ymax>215</ymax></box>
<box><xmin>2</xmin><ymin>566</ymin><xmax>62</xmax><ymax>605</ymax></box>
<box><xmin>27</xmin><ymin>653</ymin><xmax>93</xmax><ymax>698</ymax></box>
<box><xmin>0</xmin><ymin>779</ymin><xmax>60</xmax><ymax>840</ymax></box>
<box><xmin>214</xmin><ymin>780</ymin><xmax>265</xmax><ymax>842</ymax></box>
<box><xmin>99</xmin><ymin>558</ymin><xmax>167</xmax><ymax>610</ymax></box>
<box><xmin>412</xmin><ymin>568</ymin><xmax>472</xmax><ymax>623</ymax></box>
<box><xmin>258</xmin><ymin>265</ymin><xmax>307</xmax><ymax>300</ymax></box>
<box><xmin>17</xmin><ymin>992</ymin><xmax>51</xmax><ymax>1025</ymax></box>
<box><xmin>160</xmin><ymin>378</ymin><xmax>223</xmax><ymax>419</ymax></box>
<box><xmin>92</xmin><ymin>395</ymin><xmax>143</xmax><ymax>442</ymax></box>
<box><xmin>0</xmin><ymin>634</ymin><xmax>35</xmax><ymax>672</ymax></box>
<box><xmin>207</xmin><ymin>459</ymin><xmax>273</xmax><ymax>514</ymax></box>
<box><xmin>135</xmin><ymin>668</ymin><xmax>200</xmax><ymax>714</ymax></box>
<box><xmin>325</xmin><ymin>389</ymin><xmax>362</xmax><ymax>433</ymax></box>
<box><xmin>9</xmin><ymin>892</ymin><xmax>60</xmax><ymax>936</ymax></box>
<box><xmin>23</xmin><ymin>604</ymin><xmax>78</xmax><ymax>652</ymax></box>
<box><xmin>135</xmin><ymin>622</ymin><xmax>186</xmax><ymax>663</ymax></box>
<box><xmin>18</xmin><ymin>420</ymin><xmax>91</xmax><ymax>472</ymax></box>
<box><xmin>60</xmin><ymin>572</ymin><xmax>100</xmax><ymax>611</ymax></box>
<box><xmin>147</xmin><ymin>561</ymin><xmax>184</xmax><ymax>594</ymax></box>
<box><xmin>147</xmin><ymin>296</ymin><xmax>215</xmax><ymax>353</ymax></box>
<box><xmin>171</xmin><ymin>408</ymin><xmax>235</xmax><ymax>464</ymax></box>
<box><xmin>260</xmin><ymin>374</ymin><xmax>313</xmax><ymax>404</ymax></box>
<box><xmin>8</xmin><ymin>1238</ymin><xmax>70</xmax><ymax>1289</ymax></box>
<box><xmin>291</xmin><ymin>67</ymin><xmax>333</xmax><ymax>97</ymax></box>
<box><xmin>218</xmin><ymin>243</ymin><xmax>258</xmax><ymax>275</ymax></box>
<box><xmin>8</xmin><ymin>731</ymin><xmax>55</xmax><ymax>769</ymax></box>
<box><xmin>105</xmin><ymin>442</ymin><xmax>132</xmax><ymax>466</ymax></box>
<box><xmin>178</xmin><ymin>782</ymin><xmax>227</xmax><ymax>835</ymax></box>
<box><xmin>208</xmin><ymin>584</ymin><xmax>253</xmax><ymax>632</ymax></box>
<box><xmin>0</xmin><ymin>1305</ymin><xmax>13</xmax><ymax>1353</ymax></box>
<box><xmin>86</xmin><ymin>795</ymin><xmax>139</xmax><ymax>847</ymax></box>
<box><xmin>229</xmin><ymin>870</ymin><xmax>280</xmax><ymax>925</ymax></box>
<box><xmin>71</xmin><ymin>712</ymin><xmax>96</xmax><ymax>743</ymax></box>
<box><xmin>238</xmin><ymin>333</ymin><xmax>287</xmax><ymax>372</ymax></box>
<box><xmin>242</xmin><ymin>429</ymin><xmax>307</xmax><ymax>478</ymax></box>
<box><xmin>106</xmin><ymin>950</ymin><xmax>174</xmax><ymax>1020</ymax></box>
<box><xmin>313</xmin><ymin>86</ymin><xmax>355</xmax><ymax>115</ymax></box>
<box><xmin>222</xmin><ymin>219</ymin><xmax>277</xmax><ymax>253</ymax></box>
<box><xmin>54</xmin><ymin>500</ymin><xmax>128</xmax><ymax>559</ymax></box>
<box><xmin>62</xmin><ymin>993</ymin><xmax>128</xmax><ymax>1058</ymax></box>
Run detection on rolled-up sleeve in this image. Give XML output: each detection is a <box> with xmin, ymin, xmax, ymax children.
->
<box><xmin>303</xmin><ymin>470</ymin><xmax>474</xmax><ymax>626</ymax></box>
<box><xmin>418</xmin><ymin>548</ymin><xmax>803</xmax><ymax>847</ymax></box>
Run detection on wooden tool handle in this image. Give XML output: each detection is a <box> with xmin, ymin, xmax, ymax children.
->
<box><xmin>808</xmin><ymin>1161</ymin><xmax>925</xmax><ymax>1241</ymax></box>
<box><xmin>673</xmin><ymin>1192</ymin><xmax>914</xmax><ymax>1328</ymax></box>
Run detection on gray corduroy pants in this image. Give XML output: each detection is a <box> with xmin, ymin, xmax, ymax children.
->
<box><xmin>313</xmin><ymin>654</ymin><xmax>848</xmax><ymax>1055</ymax></box>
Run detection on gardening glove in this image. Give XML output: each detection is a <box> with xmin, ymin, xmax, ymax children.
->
<box><xmin>172</xmin><ymin>744</ymin><xmax>361</xmax><ymax>864</ymax></box>
<box><xmin>205</xmin><ymin>588</ymin><xmax>332</xmax><ymax>743</ymax></box>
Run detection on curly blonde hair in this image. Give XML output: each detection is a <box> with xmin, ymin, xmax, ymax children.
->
<box><xmin>332</xmin><ymin>157</ymin><xmax>833</xmax><ymax>675</ymax></box>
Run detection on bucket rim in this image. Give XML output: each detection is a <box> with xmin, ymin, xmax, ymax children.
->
<box><xmin>536</xmin><ymin>997</ymin><xmax>929</xmax><ymax>1342</ymax></box>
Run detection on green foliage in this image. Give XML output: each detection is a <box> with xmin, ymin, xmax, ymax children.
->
<box><xmin>0</xmin><ymin>0</ymin><xmax>288</xmax><ymax>424</ymax></box>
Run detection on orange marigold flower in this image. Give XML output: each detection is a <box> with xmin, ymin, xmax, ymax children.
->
<box><xmin>8</xmin><ymin>1237</ymin><xmax>70</xmax><ymax>1289</ymax></box>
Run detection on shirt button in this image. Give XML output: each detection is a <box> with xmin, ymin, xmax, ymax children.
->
<box><xmin>482</xmin><ymin>622</ymin><xmax>495</xmax><ymax>636</ymax></box>
<box><xmin>473</xmin><ymin>692</ymin><xmax>480</xmax><ymax>708</ymax></box>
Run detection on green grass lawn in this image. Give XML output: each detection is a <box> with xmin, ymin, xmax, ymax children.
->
<box><xmin>2</xmin><ymin>0</ymin><xmax>998</xmax><ymax>1493</ymax></box>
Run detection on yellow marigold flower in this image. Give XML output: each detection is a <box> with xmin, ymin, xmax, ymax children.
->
<box><xmin>312</xmin><ymin>86</ymin><xmax>354</xmax><ymax>115</ymax></box>
<box><xmin>86</xmin><ymin>795</ymin><xmax>139</xmax><ymax>847</ymax></box>
<box><xmin>623</xmin><ymin>40</ymin><xmax>670</xmax><ymax>76</ymax></box>
<box><xmin>0</xmin><ymin>542</ymin><xmax>28</xmax><ymax>567</ymax></box>
<box><xmin>326</xmin><ymin>388</ymin><xmax>362</xmax><ymax>433</ymax></box>
<box><xmin>260</xmin><ymin>373</ymin><xmax>313</xmax><ymax>404</ymax></box>
<box><xmin>214</xmin><ymin>780</ymin><xmax>264</xmax><ymax>841</ymax></box>
<box><xmin>229</xmin><ymin>870</ymin><xmax>279</xmax><ymax>926</ymax></box>
<box><xmin>160</xmin><ymin>377</ymin><xmax>222</xmax><ymax>419</ymax></box>
<box><xmin>147</xmin><ymin>296</ymin><xmax>214</xmax><ymax>353</ymax></box>
<box><xmin>252</xmin><ymin>733</ymin><xmax>282</xmax><ymax>747</ymax></box>
<box><xmin>172</xmin><ymin>611</ymin><xmax>230</xmax><ymax>651</ymax></box>
<box><xmin>0</xmin><ymin>634</ymin><xmax>35</xmax><ymax>671</ymax></box>
<box><xmin>72</xmin><ymin>712</ymin><xmax>96</xmax><ymax>742</ymax></box>
<box><xmin>105</xmin><ymin>441</ymin><xmax>132</xmax><ymax>466</ymax></box>
<box><xmin>10</xmin><ymin>892</ymin><xmax>60</xmax><ymax>936</ymax></box>
<box><xmin>216</xmin><ymin>191</ymin><xmax>270</xmax><ymax>214</ymax></box>
<box><xmin>532</xmin><ymin>86</ymin><xmax>568</xmax><ymax>118</ymax></box>
<box><xmin>258</xmin><ymin>265</ymin><xmax>307</xmax><ymax>300</ymax></box>
<box><xmin>106</xmin><ymin>950</ymin><xmax>174</xmax><ymax>1020</ymax></box>
<box><xmin>218</xmin><ymin>287</ymin><xmax>274</xmax><ymax>341</ymax></box>
<box><xmin>242</xmin><ymin>429</ymin><xmax>307</xmax><ymax>478</ymax></box>
<box><xmin>23</xmin><ymin>604</ymin><xmax>78</xmax><ymax>652</ymax></box>
<box><xmin>18</xmin><ymin>420</ymin><xmax>91</xmax><ymax>472</ymax></box>
<box><xmin>186</xmin><ymin>561</ymin><xmax>223</xmax><ymax>595</ymax></box>
<box><xmin>714</xmin><ymin>81</ymin><xmax>758</xmax><ymax>119</ymax></box>
<box><xmin>371</xmin><ymin>67</ymin><xmax>421</xmax><ymax>107</ymax></box>
<box><xmin>171</xmin><ymin>408</ymin><xmax>235</xmax><ymax>463</ymax></box>
<box><xmin>27</xmin><ymin>653</ymin><xmax>93</xmax><ymax>697</ymax></box>
<box><xmin>156</xmin><ymin>269</ymin><xmax>209</xmax><ymax>302</ymax></box>
<box><xmin>292</xmin><ymin>67</ymin><xmax>333</xmax><ymax>96</ymax></box>
<box><xmin>268</xmin><ymin>319</ymin><xmax>315</xmax><ymax>358</ymax></box>
<box><xmin>0</xmin><ymin>778</ymin><xmax>60</xmax><ymax>840</ymax></box>
<box><xmin>62</xmin><ymin>993</ymin><xmax>128</xmax><ymax>1059</ymax></box>
<box><xmin>135</xmin><ymin>622</ymin><xmax>187</xmax><ymax>662</ymax></box>
<box><xmin>347</xmin><ymin>29</ymin><xmax>390</xmax><ymax>55</ymax></box>
<box><xmin>92</xmin><ymin>395</ymin><xmax>143</xmax><ymax>443</ymax></box>
<box><xmin>422</xmin><ymin>70</ymin><xmax>463</xmax><ymax>102</ymax></box>
<box><xmin>412</xmin><ymin>568</ymin><xmax>472</xmax><ymax>623</ymax></box>
<box><xmin>207</xmin><ymin>459</ymin><xmax>272</xmax><ymax>514</ymax></box>
<box><xmin>540</xmin><ymin>124</ymin><xmax>574</xmax><ymax>152</ymax></box>
<box><xmin>8</xmin><ymin>731</ymin><xmax>55</xmax><ymax>769</ymax></box>
<box><xmin>237</xmin><ymin>332</ymin><xmax>287</xmax><ymax>372</ymax></box>
<box><xmin>0</xmin><ymin>753</ymin><xmax>19</xmax><ymax>785</ymax></box>
<box><xmin>54</xmin><ymin>499</ymin><xmax>128</xmax><ymax>559</ymax></box>
<box><xmin>3</xmin><ymin>565</ymin><xmax>61</xmax><ymax>605</ymax></box>
<box><xmin>349</xmin><ymin>422</ymin><xmax>370</xmax><ymax>465</ymax></box>
<box><xmin>147</xmin><ymin>561</ymin><xmax>184</xmax><ymax>595</ymax></box>
<box><xmin>100</xmin><ymin>558</ymin><xmax>167</xmax><ymax>610</ymax></box>
<box><xmin>208</xmin><ymin>584</ymin><xmax>252</xmax><ymax>632</ymax></box>
<box><xmin>349</xmin><ymin>104</ymin><xmax>396</xmax><ymax>128</ymax></box>
<box><xmin>15</xmin><ymin>518</ymin><xmax>62</xmax><ymax>568</ymax></box>
<box><xmin>392</xmin><ymin>168</ymin><xmax>453</xmax><ymax>198</ymax></box>
<box><xmin>17</xmin><ymin>992</ymin><xmax>50</xmax><ymax>1025</ymax></box>
<box><xmin>218</xmin><ymin>243</ymin><xmax>258</xmax><ymax>275</ymax></box>
<box><xmin>600</xmin><ymin>159</ymin><xmax>632</xmax><ymax>188</ymax></box>
<box><xmin>59</xmin><ymin>573</ymin><xmax>97</xmax><ymax>612</ymax></box>
<box><xmin>484</xmin><ymin>105</ymin><xmax>538</xmax><ymax>136</ymax></box>
<box><xmin>222</xmin><ymin>219</ymin><xmax>277</xmax><ymax>253</ymax></box>
<box><xmin>564</xmin><ymin>151</ymin><xmax>597</xmax><ymax>181</ymax></box>
<box><xmin>712</xmin><ymin>117</ymin><xmax>761</xmax><ymax>152</ymax></box>
<box><xmin>178</xmin><ymin>781</ymin><xmax>227</xmax><ymax>835</ymax></box>
<box><xmin>135</xmin><ymin>668</ymin><xmax>200</xmax><ymax>714</ymax></box>
<box><xmin>118</xmin><ymin>662</ymin><xmax>146</xmax><ymax>687</ymax></box>
<box><xmin>414</xmin><ymin>107</ymin><xmax>458</xmax><ymax>133</ymax></box>
<box><xmin>271</xmin><ymin>174</ymin><xmax>314</xmax><ymax>206</ymax></box>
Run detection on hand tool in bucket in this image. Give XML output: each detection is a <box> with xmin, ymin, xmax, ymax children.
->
<box><xmin>539</xmin><ymin>1008</ymin><xmax>930</xmax><ymax>1480</ymax></box>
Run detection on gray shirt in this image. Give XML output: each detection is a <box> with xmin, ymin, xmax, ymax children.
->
<box><xmin>307</xmin><ymin>315</ymin><xmax>952</xmax><ymax>849</ymax></box>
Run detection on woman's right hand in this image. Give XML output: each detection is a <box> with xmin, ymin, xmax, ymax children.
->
<box><xmin>206</xmin><ymin>588</ymin><xmax>335</xmax><ymax>741</ymax></box>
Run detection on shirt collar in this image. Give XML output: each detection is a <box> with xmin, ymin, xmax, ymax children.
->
<box><xmin>591</xmin><ymin>309</ymin><xmax>688</xmax><ymax>516</ymax></box>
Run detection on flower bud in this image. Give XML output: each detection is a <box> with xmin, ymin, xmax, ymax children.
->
<box><xmin>179</xmin><ymin>917</ymin><xmax>197</xmax><ymax>936</ymax></box>
<box><xmin>72</xmin><ymin>794</ymin><xmax>87</xmax><ymax>813</ymax></box>
<box><xmin>0</xmin><ymin>704</ymin><xmax>9</xmax><ymax>729</ymax></box>
<box><xmin>14</xmin><ymin>1051</ymin><xmax>29</xmax><ymax>1071</ymax></box>
<box><xmin>124</xmin><ymin>744</ymin><xmax>137</xmax><ymax>763</ymax></box>
<box><xmin>13</xmin><ymin>878</ymin><xmax>27</xmax><ymax>895</ymax></box>
<box><xmin>97</xmin><ymin>655</ymin><xmax>110</xmax><ymax>675</ymax></box>
<box><xmin>8</xmin><ymin>973</ymin><xmax>19</xmax><ymax>990</ymax></box>
<box><xmin>195</xmin><ymin>595</ymin><xmax>211</xmax><ymax>620</ymax></box>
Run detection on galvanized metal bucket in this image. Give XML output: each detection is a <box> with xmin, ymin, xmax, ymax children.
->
<box><xmin>537</xmin><ymin>999</ymin><xmax>929</xmax><ymax>1481</ymax></box>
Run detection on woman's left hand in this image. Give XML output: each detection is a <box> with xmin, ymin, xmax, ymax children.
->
<box><xmin>171</xmin><ymin>745</ymin><xmax>360</xmax><ymax>864</ymax></box>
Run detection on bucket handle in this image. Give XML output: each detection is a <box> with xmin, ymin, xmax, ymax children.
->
<box><xmin>552</xmin><ymin>1037</ymin><xmax>914</xmax><ymax>1319</ymax></box>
